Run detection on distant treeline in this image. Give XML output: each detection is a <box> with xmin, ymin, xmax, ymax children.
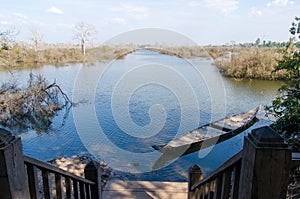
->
<box><xmin>239</xmin><ymin>38</ymin><xmax>300</xmax><ymax>48</ymax></box>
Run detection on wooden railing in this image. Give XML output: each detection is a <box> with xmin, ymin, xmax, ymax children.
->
<box><xmin>24</xmin><ymin>155</ymin><xmax>100</xmax><ymax>199</ymax></box>
<box><xmin>189</xmin><ymin>152</ymin><xmax>242</xmax><ymax>199</ymax></box>
<box><xmin>0</xmin><ymin>128</ymin><xmax>102</xmax><ymax>199</ymax></box>
<box><xmin>188</xmin><ymin>126</ymin><xmax>292</xmax><ymax>199</ymax></box>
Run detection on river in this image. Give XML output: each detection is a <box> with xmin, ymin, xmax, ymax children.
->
<box><xmin>0</xmin><ymin>50</ymin><xmax>283</xmax><ymax>181</ymax></box>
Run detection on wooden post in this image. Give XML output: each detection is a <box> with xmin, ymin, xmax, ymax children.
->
<box><xmin>0</xmin><ymin>128</ymin><xmax>30</xmax><ymax>199</ymax></box>
<box><xmin>84</xmin><ymin>160</ymin><xmax>102</xmax><ymax>199</ymax></box>
<box><xmin>188</xmin><ymin>164</ymin><xmax>203</xmax><ymax>199</ymax></box>
<box><xmin>238</xmin><ymin>126</ymin><xmax>291</xmax><ymax>199</ymax></box>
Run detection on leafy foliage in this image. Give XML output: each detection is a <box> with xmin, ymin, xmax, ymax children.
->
<box><xmin>265</xmin><ymin>17</ymin><xmax>300</xmax><ymax>139</ymax></box>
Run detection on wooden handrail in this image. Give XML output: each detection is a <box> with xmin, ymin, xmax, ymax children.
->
<box><xmin>24</xmin><ymin>155</ymin><xmax>95</xmax><ymax>185</ymax></box>
<box><xmin>190</xmin><ymin>151</ymin><xmax>242</xmax><ymax>191</ymax></box>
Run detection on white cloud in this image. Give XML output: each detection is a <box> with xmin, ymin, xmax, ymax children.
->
<box><xmin>108</xmin><ymin>17</ymin><xmax>126</xmax><ymax>25</ymax></box>
<box><xmin>12</xmin><ymin>12</ymin><xmax>29</xmax><ymax>24</ymax></box>
<box><xmin>13</xmin><ymin>12</ymin><xmax>28</xmax><ymax>20</ymax></box>
<box><xmin>201</xmin><ymin>0</ymin><xmax>239</xmax><ymax>15</ymax></box>
<box><xmin>110</xmin><ymin>4</ymin><xmax>148</xmax><ymax>18</ymax></box>
<box><xmin>46</xmin><ymin>6</ymin><xmax>63</xmax><ymax>14</ymax></box>
<box><xmin>188</xmin><ymin>1</ymin><xmax>202</xmax><ymax>7</ymax></box>
<box><xmin>248</xmin><ymin>7</ymin><xmax>262</xmax><ymax>17</ymax></box>
<box><xmin>267</xmin><ymin>0</ymin><xmax>294</xmax><ymax>7</ymax></box>
<box><xmin>56</xmin><ymin>23</ymin><xmax>73</xmax><ymax>28</ymax></box>
<box><xmin>0</xmin><ymin>21</ymin><xmax>10</xmax><ymax>25</ymax></box>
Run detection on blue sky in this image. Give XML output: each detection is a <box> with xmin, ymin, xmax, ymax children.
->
<box><xmin>0</xmin><ymin>0</ymin><xmax>299</xmax><ymax>45</ymax></box>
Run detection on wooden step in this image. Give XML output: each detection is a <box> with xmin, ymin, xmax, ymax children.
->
<box><xmin>103</xmin><ymin>180</ymin><xmax>188</xmax><ymax>199</ymax></box>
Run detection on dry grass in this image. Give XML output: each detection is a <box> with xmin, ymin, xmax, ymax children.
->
<box><xmin>144</xmin><ymin>46</ymin><xmax>287</xmax><ymax>80</ymax></box>
<box><xmin>0</xmin><ymin>44</ymin><xmax>137</xmax><ymax>70</ymax></box>
<box><xmin>213</xmin><ymin>47</ymin><xmax>286</xmax><ymax>80</ymax></box>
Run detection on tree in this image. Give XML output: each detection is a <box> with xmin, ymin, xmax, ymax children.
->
<box><xmin>266</xmin><ymin>17</ymin><xmax>300</xmax><ymax>140</ymax></box>
<box><xmin>29</xmin><ymin>26</ymin><xmax>43</xmax><ymax>51</ymax></box>
<box><xmin>255</xmin><ymin>37</ymin><xmax>261</xmax><ymax>46</ymax></box>
<box><xmin>0</xmin><ymin>74</ymin><xmax>71</xmax><ymax>131</ymax></box>
<box><xmin>0</xmin><ymin>26</ymin><xmax>18</xmax><ymax>50</ymax></box>
<box><xmin>74</xmin><ymin>22</ymin><xmax>96</xmax><ymax>56</ymax></box>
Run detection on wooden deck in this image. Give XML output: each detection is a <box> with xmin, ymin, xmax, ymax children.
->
<box><xmin>103</xmin><ymin>180</ymin><xmax>188</xmax><ymax>199</ymax></box>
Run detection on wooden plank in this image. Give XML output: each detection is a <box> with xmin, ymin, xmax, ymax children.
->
<box><xmin>55</xmin><ymin>173</ymin><xmax>63</xmax><ymax>199</ymax></box>
<box><xmin>220</xmin><ymin>170</ymin><xmax>231</xmax><ymax>199</ymax></box>
<box><xmin>213</xmin><ymin>177</ymin><xmax>222</xmax><ymax>199</ymax></box>
<box><xmin>79</xmin><ymin>181</ymin><xmax>85</xmax><ymax>198</ymax></box>
<box><xmin>85</xmin><ymin>183</ymin><xmax>91</xmax><ymax>199</ymax></box>
<box><xmin>26</xmin><ymin>164</ymin><xmax>40</xmax><ymax>199</ymax></box>
<box><xmin>231</xmin><ymin>162</ymin><xmax>241</xmax><ymax>199</ymax></box>
<box><xmin>42</xmin><ymin>169</ymin><xmax>51</xmax><ymax>199</ymax></box>
<box><xmin>24</xmin><ymin>155</ymin><xmax>95</xmax><ymax>185</ymax></box>
<box><xmin>73</xmin><ymin>180</ymin><xmax>79</xmax><ymax>199</ymax></box>
<box><xmin>65</xmin><ymin>177</ymin><xmax>72</xmax><ymax>199</ymax></box>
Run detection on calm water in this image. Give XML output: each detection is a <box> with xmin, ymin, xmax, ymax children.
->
<box><xmin>0</xmin><ymin>50</ymin><xmax>283</xmax><ymax>181</ymax></box>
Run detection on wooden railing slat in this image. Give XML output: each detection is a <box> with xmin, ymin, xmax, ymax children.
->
<box><xmin>80</xmin><ymin>181</ymin><xmax>85</xmax><ymax>199</ymax></box>
<box><xmin>42</xmin><ymin>169</ymin><xmax>51</xmax><ymax>199</ymax></box>
<box><xmin>231</xmin><ymin>162</ymin><xmax>241</xmax><ymax>199</ymax></box>
<box><xmin>221</xmin><ymin>170</ymin><xmax>231</xmax><ymax>198</ymax></box>
<box><xmin>213</xmin><ymin>176</ymin><xmax>222</xmax><ymax>199</ymax></box>
<box><xmin>55</xmin><ymin>173</ymin><xmax>63</xmax><ymax>199</ymax></box>
<box><xmin>190</xmin><ymin>152</ymin><xmax>241</xmax><ymax>191</ymax></box>
<box><xmin>73</xmin><ymin>180</ymin><xmax>79</xmax><ymax>199</ymax></box>
<box><xmin>65</xmin><ymin>177</ymin><xmax>72</xmax><ymax>199</ymax></box>
<box><xmin>26</xmin><ymin>164</ymin><xmax>39</xmax><ymax>199</ymax></box>
<box><xmin>85</xmin><ymin>183</ymin><xmax>91</xmax><ymax>199</ymax></box>
<box><xmin>24</xmin><ymin>155</ymin><xmax>95</xmax><ymax>185</ymax></box>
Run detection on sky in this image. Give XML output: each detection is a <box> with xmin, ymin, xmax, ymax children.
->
<box><xmin>0</xmin><ymin>0</ymin><xmax>299</xmax><ymax>45</ymax></box>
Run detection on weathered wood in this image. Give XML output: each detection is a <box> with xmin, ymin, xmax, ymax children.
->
<box><xmin>213</xmin><ymin>177</ymin><xmax>222</xmax><ymax>199</ymax></box>
<box><xmin>85</xmin><ymin>183</ymin><xmax>91</xmax><ymax>199</ymax></box>
<box><xmin>188</xmin><ymin>164</ymin><xmax>203</xmax><ymax>199</ymax></box>
<box><xmin>55</xmin><ymin>173</ymin><xmax>63</xmax><ymax>199</ymax></box>
<box><xmin>84</xmin><ymin>160</ymin><xmax>102</xmax><ymax>199</ymax></box>
<box><xmin>24</xmin><ymin>155</ymin><xmax>95</xmax><ymax>185</ymax></box>
<box><xmin>0</xmin><ymin>129</ymin><xmax>30</xmax><ymax>199</ymax></box>
<box><xmin>26</xmin><ymin>164</ymin><xmax>40</xmax><ymax>199</ymax></box>
<box><xmin>73</xmin><ymin>180</ymin><xmax>79</xmax><ymax>199</ymax></box>
<box><xmin>79</xmin><ymin>181</ymin><xmax>85</xmax><ymax>198</ymax></box>
<box><xmin>220</xmin><ymin>170</ymin><xmax>231</xmax><ymax>198</ymax></box>
<box><xmin>191</xmin><ymin>152</ymin><xmax>242</xmax><ymax>190</ymax></box>
<box><xmin>42</xmin><ymin>169</ymin><xmax>51</xmax><ymax>199</ymax></box>
<box><xmin>231</xmin><ymin>162</ymin><xmax>241</xmax><ymax>199</ymax></box>
<box><xmin>238</xmin><ymin>126</ymin><xmax>291</xmax><ymax>199</ymax></box>
<box><xmin>65</xmin><ymin>177</ymin><xmax>72</xmax><ymax>199</ymax></box>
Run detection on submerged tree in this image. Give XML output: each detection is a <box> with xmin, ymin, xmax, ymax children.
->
<box><xmin>0</xmin><ymin>74</ymin><xmax>71</xmax><ymax>131</ymax></box>
<box><xmin>74</xmin><ymin>22</ymin><xmax>96</xmax><ymax>56</ymax></box>
<box><xmin>266</xmin><ymin>17</ymin><xmax>300</xmax><ymax>140</ymax></box>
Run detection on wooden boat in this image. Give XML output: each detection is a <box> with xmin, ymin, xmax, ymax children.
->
<box><xmin>151</xmin><ymin>107</ymin><xmax>260</xmax><ymax>170</ymax></box>
<box><xmin>152</xmin><ymin>106</ymin><xmax>260</xmax><ymax>155</ymax></box>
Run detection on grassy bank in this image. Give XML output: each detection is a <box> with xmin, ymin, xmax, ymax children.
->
<box><xmin>0</xmin><ymin>44</ymin><xmax>136</xmax><ymax>70</ymax></box>
<box><xmin>213</xmin><ymin>47</ymin><xmax>286</xmax><ymax>80</ymax></box>
<box><xmin>147</xmin><ymin>46</ymin><xmax>287</xmax><ymax>80</ymax></box>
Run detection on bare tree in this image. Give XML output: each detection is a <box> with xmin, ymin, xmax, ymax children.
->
<box><xmin>0</xmin><ymin>26</ymin><xmax>19</xmax><ymax>50</ymax></box>
<box><xmin>29</xmin><ymin>26</ymin><xmax>43</xmax><ymax>51</ymax></box>
<box><xmin>0</xmin><ymin>74</ymin><xmax>71</xmax><ymax>130</ymax></box>
<box><xmin>74</xmin><ymin>22</ymin><xmax>96</xmax><ymax>55</ymax></box>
